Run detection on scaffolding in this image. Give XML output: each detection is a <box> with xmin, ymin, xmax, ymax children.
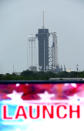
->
<box><xmin>27</xmin><ymin>36</ymin><xmax>37</xmax><ymax>71</ymax></box>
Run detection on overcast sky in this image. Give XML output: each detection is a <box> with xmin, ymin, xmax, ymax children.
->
<box><xmin>0</xmin><ymin>0</ymin><xmax>84</xmax><ymax>73</ymax></box>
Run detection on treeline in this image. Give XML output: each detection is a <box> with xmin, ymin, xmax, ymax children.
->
<box><xmin>0</xmin><ymin>70</ymin><xmax>84</xmax><ymax>80</ymax></box>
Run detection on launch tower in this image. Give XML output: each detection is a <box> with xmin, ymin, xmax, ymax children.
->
<box><xmin>36</xmin><ymin>29</ymin><xmax>50</xmax><ymax>71</ymax></box>
<box><xmin>36</xmin><ymin>12</ymin><xmax>50</xmax><ymax>71</ymax></box>
<box><xmin>28</xmin><ymin>12</ymin><xmax>60</xmax><ymax>72</ymax></box>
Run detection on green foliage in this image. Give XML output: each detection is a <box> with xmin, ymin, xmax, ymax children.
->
<box><xmin>0</xmin><ymin>70</ymin><xmax>84</xmax><ymax>80</ymax></box>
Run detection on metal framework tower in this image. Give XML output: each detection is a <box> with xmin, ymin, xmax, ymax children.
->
<box><xmin>27</xmin><ymin>36</ymin><xmax>36</xmax><ymax>69</ymax></box>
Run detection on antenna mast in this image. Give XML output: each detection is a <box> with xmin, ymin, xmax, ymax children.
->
<box><xmin>43</xmin><ymin>10</ymin><xmax>45</xmax><ymax>29</ymax></box>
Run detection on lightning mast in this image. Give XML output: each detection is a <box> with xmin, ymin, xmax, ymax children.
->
<box><xmin>28</xmin><ymin>36</ymin><xmax>36</xmax><ymax>68</ymax></box>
